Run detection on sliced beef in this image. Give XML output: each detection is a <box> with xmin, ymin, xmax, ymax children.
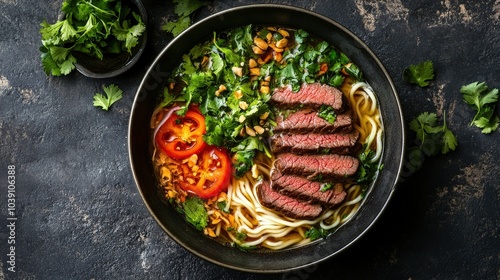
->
<box><xmin>271</xmin><ymin>170</ymin><xmax>347</xmax><ymax>208</ymax></box>
<box><xmin>271</xmin><ymin>83</ymin><xmax>345</xmax><ymax>112</ymax></box>
<box><xmin>275</xmin><ymin>153</ymin><xmax>359</xmax><ymax>180</ymax></box>
<box><xmin>270</xmin><ymin>130</ymin><xmax>360</xmax><ymax>155</ymax></box>
<box><xmin>258</xmin><ymin>181</ymin><xmax>323</xmax><ymax>220</ymax></box>
<box><xmin>274</xmin><ymin>108</ymin><xmax>353</xmax><ymax>134</ymax></box>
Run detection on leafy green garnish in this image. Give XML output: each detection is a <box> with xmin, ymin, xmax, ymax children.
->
<box><xmin>319</xmin><ymin>183</ymin><xmax>333</xmax><ymax>192</ymax></box>
<box><xmin>356</xmin><ymin>145</ymin><xmax>382</xmax><ymax>184</ymax></box>
<box><xmin>460</xmin><ymin>81</ymin><xmax>499</xmax><ymax>134</ymax></box>
<box><xmin>40</xmin><ymin>0</ymin><xmax>146</xmax><ymax>76</ymax></box>
<box><xmin>403</xmin><ymin>60</ymin><xmax>434</xmax><ymax>87</ymax></box>
<box><xmin>182</xmin><ymin>196</ymin><xmax>208</xmax><ymax>231</ymax></box>
<box><xmin>161</xmin><ymin>0</ymin><xmax>209</xmax><ymax>37</ymax></box>
<box><xmin>407</xmin><ymin>111</ymin><xmax>458</xmax><ymax>170</ymax></box>
<box><xmin>305</xmin><ymin>227</ymin><xmax>329</xmax><ymax>241</ymax></box>
<box><xmin>93</xmin><ymin>84</ymin><xmax>123</xmax><ymax>111</ymax></box>
<box><xmin>317</xmin><ymin>105</ymin><xmax>337</xmax><ymax>124</ymax></box>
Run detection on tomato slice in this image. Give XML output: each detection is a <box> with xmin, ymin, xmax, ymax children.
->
<box><xmin>155</xmin><ymin>108</ymin><xmax>207</xmax><ymax>160</ymax></box>
<box><xmin>179</xmin><ymin>147</ymin><xmax>232</xmax><ymax>199</ymax></box>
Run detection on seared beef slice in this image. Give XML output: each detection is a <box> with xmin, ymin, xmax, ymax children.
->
<box><xmin>271</xmin><ymin>83</ymin><xmax>345</xmax><ymax>112</ymax></box>
<box><xmin>258</xmin><ymin>181</ymin><xmax>323</xmax><ymax>220</ymax></box>
<box><xmin>275</xmin><ymin>153</ymin><xmax>359</xmax><ymax>180</ymax></box>
<box><xmin>274</xmin><ymin>109</ymin><xmax>353</xmax><ymax>134</ymax></box>
<box><xmin>270</xmin><ymin>130</ymin><xmax>359</xmax><ymax>155</ymax></box>
<box><xmin>271</xmin><ymin>170</ymin><xmax>346</xmax><ymax>208</ymax></box>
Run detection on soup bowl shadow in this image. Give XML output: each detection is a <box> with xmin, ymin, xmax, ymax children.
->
<box><xmin>128</xmin><ymin>4</ymin><xmax>405</xmax><ymax>273</ymax></box>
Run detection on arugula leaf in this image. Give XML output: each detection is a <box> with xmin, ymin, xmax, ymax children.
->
<box><xmin>182</xmin><ymin>196</ymin><xmax>208</xmax><ymax>231</ymax></box>
<box><xmin>460</xmin><ymin>81</ymin><xmax>499</xmax><ymax>134</ymax></box>
<box><xmin>403</xmin><ymin>60</ymin><xmax>434</xmax><ymax>87</ymax></box>
<box><xmin>93</xmin><ymin>84</ymin><xmax>123</xmax><ymax>111</ymax></box>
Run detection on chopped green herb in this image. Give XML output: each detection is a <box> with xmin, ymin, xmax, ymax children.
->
<box><xmin>182</xmin><ymin>196</ymin><xmax>208</xmax><ymax>231</ymax></box>
<box><xmin>403</xmin><ymin>60</ymin><xmax>434</xmax><ymax>87</ymax></box>
<box><xmin>320</xmin><ymin>183</ymin><xmax>333</xmax><ymax>192</ymax></box>
<box><xmin>317</xmin><ymin>105</ymin><xmax>337</xmax><ymax>124</ymax></box>
<box><xmin>460</xmin><ymin>81</ymin><xmax>499</xmax><ymax>134</ymax></box>
<box><xmin>356</xmin><ymin>145</ymin><xmax>382</xmax><ymax>184</ymax></box>
<box><xmin>93</xmin><ymin>84</ymin><xmax>123</xmax><ymax>111</ymax></box>
<box><xmin>161</xmin><ymin>0</ymin><xmax>209</xmax><ymax>37</ymax></box>
<box><xmin>305</xmin><ymin>227</ymin><xmax>329</xmax><ymax>241</ymax></box>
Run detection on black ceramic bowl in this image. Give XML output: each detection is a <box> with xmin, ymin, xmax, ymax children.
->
<box><xmin>129</xmin><ymin>4</ymin><xmax>405</xmax><ymax>273</ymax></box>
<box><xmin>73</xmin><ymin>0</ymin><xmax>147</xmax><ymax>78</ymax></box>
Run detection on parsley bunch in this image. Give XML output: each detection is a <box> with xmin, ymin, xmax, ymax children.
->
<box><xmin>460</xmin><ymin>82</ymin><xmax>499</xmax><ymax>134</ymax></box>
<box><xmin>40</xmin><ymin>0</ymin><xmax>146</xmax><ymax>76</ymax></box>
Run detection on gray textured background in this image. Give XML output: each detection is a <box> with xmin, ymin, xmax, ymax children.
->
<box><xmin>1</xmin><ymin>0</ymin><xmax>499</xmax><ymax>279</ymax></box>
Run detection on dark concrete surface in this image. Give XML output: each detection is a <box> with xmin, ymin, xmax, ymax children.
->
<box><xmin>1</xmin><ymin>0</ymin><xmax>499</xmax><ymax>279</ymax></box>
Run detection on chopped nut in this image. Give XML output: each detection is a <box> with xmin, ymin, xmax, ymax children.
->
<box><xmin>233</xmin><ymin>89</ymin><xmax>243</xmax><ymax>99</ymax></box>
<box><xmin>251</xmin><ymin>164</ymin><xmax>259</xmax><ymax>178</ymax></box>
<box><xmin>266</xmin><ymin>32</ymin><xmax>273</xmax><ymax>43</ymax></box>
<box><xmin>253</xmin><ymin>37</ymin><xmax>268</xmax><ymax>50</ymax></box>
<box><xmin>252</xmin><ymin>46</ymin><xmax>265</xmax><ymax>54</ymax></box>
<box><xmin>278</xmin><ymin>29</ymin><xmax>290</xmax><ymax>38</ymax></box>
<box><xmin>231</xmin><ymin>67</ymin><xmax>243</xmax><ymax>77</ymax></box>
<box><xmin>201</xmin><ymin>55</ymin><xmax>210</xmax><ymax>67</ymax></box>
<box><xmin>160</xmin><ymin>167</ymin><xmax>171</xmax><ymax>181</ymax></box>
<box><xmin>245</xmin><ymin>126</ymin><xmax>256</xmax><ymax>136</ymax></box>
<box><xmin>248</xmin><ymin>58</ymin><xmax>258</xmax><ymax>68</ymax></box>
<box><xmin>215</xmin><ymin>84</ymin><xmax>227</xmax><ymax>97</ymax></box>
<box><xmin>187</xmin><ymin>154</ymin><xmax>198</xmax><ymax>168</ymax></box>
<box><xmin>239</xmin><ymin>101</ymin><xmax>249</xmax><ymax>110</ymax></box>
<box><xmin>249</xmin><ymin>68</ymin><xmax>260</xmax><ymax>76</ymax></box>
<box><xmin>275</xmin><ymin>38</ymin><xmax>288</xmax><ymax>48</ymax></box>
<box><xmin>254</xmin><ymin>125</ymin><xmax>265</xmax><ymax>134</ymax></box>
<box><xmin>260</xmin><ymin>85</ymin><xmax>270</xmax><ymax>94</ymax></box>
<box><xmin>238</xmin><ymin>115</ymin><xmax>246</xmax><ymax>123</ymax></box>
<box><xmin>269</xmin><ymin>44</ymin><xmax>284</xmax><ymax>53</ymax></box>
<box><xmin>260</xmin><ymin>111</ymin><xmax>269</xmax><ymax>120</ymax></box>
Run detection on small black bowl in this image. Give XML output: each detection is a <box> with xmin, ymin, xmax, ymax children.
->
<box><xmin>73</xmin><ymin>0</ymin><xmax>147</xmax><ymax>78</ymax></box>
<box><xmin>128</xmin><ymin>4</ymin><xmax>405</xmax><ymax>273</ymax></box>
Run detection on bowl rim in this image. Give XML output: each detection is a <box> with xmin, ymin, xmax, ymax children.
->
<box><xmin>129</xmin><ymin>3</ymin><xmax>405</xmax><ymax>273</ymax></box>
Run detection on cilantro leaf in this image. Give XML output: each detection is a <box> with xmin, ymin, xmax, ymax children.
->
<box><xmin>305</xmin><ymin>227</ymin><xmax>329</xmax><ymax>241</ymax></box>
<box><xmin>93</xmin><ymin>84</ymin><xmax>123</xmax><ymax>111</ymax></box>
<box><xmin>182</xmin><ymin>196</ymin><xmax>208</xmax><ymax>231</ymax></box>
<box><xmin>403</xmin><ymin>60</ymin><xmax>434</xmax><ymax>87</ymax></box>
<box><xmin>161</xmin><ymin>0</ymin><xmax>209</xmax><ymax>37</ymax></box>
<box><xmin>317</xmin><ymin>105</ymin><xmax>337</xmax><ymax>124</ymax></box>
<box><xmin>460</xmin><ymin>81</ymin><xmax>499</xmax><ymax>134</ymax></box>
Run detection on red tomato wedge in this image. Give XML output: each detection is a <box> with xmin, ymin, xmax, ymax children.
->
<box><xmin>179</xmin><ymin>147</ymin><xmax>232</xmax><ymax>198</ymax></box>
<box><xmin>155</xmin><ymin>108</ymin><xmax>207</xmax><ymax>160</ymax></box>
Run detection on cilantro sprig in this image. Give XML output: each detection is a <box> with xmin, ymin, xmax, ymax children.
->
<box><xmin>460</xmin><ymin>81</ymin><xmax>499</xmax><ymax>134</ymax></box>
<box><xmin>403</xmin><ymin>60</ymin><xmax>434</xmax><ymax>87</ymax></box>
<box><xmin>93</xmin><ymin>84</ymin><xmax>123</xmax><ymax>111</ymax></box>
<box><xmin>161</xmin><ymin>0</ymin><xmax>211</xmax><ymax>37</ymax></box>
<box><xmin>40</xmin><ymin>0</ymin><xmax>146</xmax><ymax>76</ymax></box>
<box><xmin>407</xmin><ymin>111</ymin><xmax>457</xmax><ymax>170</ymax></box>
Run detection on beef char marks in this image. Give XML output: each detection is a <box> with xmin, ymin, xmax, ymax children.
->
<box><xmin>257</xmin><ymin>82</ymin><xmax>361</xmax><ymax>220</ymax></box>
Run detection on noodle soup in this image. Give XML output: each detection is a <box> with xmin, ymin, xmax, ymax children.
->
<box><xmin>150</xmin><ymin>25</ymin><xmax>383</xmax><ymax>250</ymax></box>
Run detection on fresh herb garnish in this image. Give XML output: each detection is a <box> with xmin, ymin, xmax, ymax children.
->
<box><xmin>356</xmin><ymin>145</ymin><xmax>382</xmax><ymax>184</ymax></box>
<box><xmin>403</xmin><ymin>60</ymin><xmax>434</xmax><ymax>87</ymax></box>
<box><xmin>320</xmin><ymin>183</ymin><xmax>333</xmax><ymax>192</ymax></box>
<box><xmin>93</xmin><ymin>84</ymin><xmax>123</xmax><ymax>111</ymax></box>
<box><xmin>317</xmin><ymin>105</ymin><xmax>337</xmax><ymax>124</ymax></box>
<box><xmin>460</xmin><ymin>81</ymin><xmax>499</xmax><ymax>134</ymax></box>
<box><xmin>182</xmin><ymin>196</ymin><xmax>208</xmax><ymax>231</ymax></box>
<box><xmin>305</xmin><ymin>227</ymin><xmax>329</xmax><ymax>241</ymax></box>
<box><xmin>161</xmin><ymin>0</ymin><xmax>210</xmax><ymax>37</ymax></box>
<box><xmin>39</xmin><ymin>0</ymin><xmax>146</xmax><ymax>76</ymax></box>
<box><xmin>407</xmin><ymin>111</ymin><xmax>458</xmax><ymax>170</ymax></box>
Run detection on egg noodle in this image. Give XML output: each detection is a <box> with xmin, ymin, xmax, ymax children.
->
<box><xmin>153</xmin><ymin>79</ymin><xmax>383</xmax><ymax>250</ymax></box>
